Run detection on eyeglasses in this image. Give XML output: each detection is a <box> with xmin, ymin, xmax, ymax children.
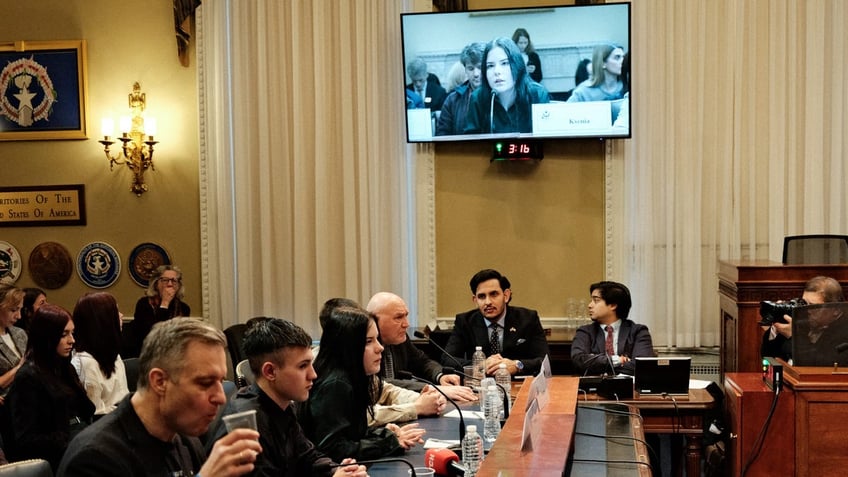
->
<box><xmin>159</xmin><ymin>277</ymin><xmax>181</xmax><ymax>284</ymax></box>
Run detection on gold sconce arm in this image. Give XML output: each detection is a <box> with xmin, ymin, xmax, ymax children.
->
<box><xmin>99</xmin><ymin>83</ymin><xmax>159</xmax><ymax>196</ymax></box>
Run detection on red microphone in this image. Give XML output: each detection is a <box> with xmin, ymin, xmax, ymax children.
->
<box><xmin>424</xmin><ymin>448</ymin><xmax>466</xmax><ymax>476</ymax></box>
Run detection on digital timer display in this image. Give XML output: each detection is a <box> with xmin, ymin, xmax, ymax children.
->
<box><xmin>492</xmin><ymin>141</ymin><xmax>543</xmax><ymax>161</ymax></box>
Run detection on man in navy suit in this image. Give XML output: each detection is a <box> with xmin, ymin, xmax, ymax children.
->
<box><xmin>442</xmin><ymin>269</ymin><xmax>550</xmax><ymax>376</ymax></box>
<box><xmin>406</xmin><ymin>57</ymin><xmax>447</xmax><ymax>112</ymax></box>
<box><xmin>571</xmin><ymin>281</ymin><xmax>654</xmax><ymax>376</ymax></box>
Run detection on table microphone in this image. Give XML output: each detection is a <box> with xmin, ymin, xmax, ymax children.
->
<box><xmin>413</xmin><ymin>330</ymin><xmax>465</xmax><ymax>370</ymax></box>
<box><xmin>425</xmin><ymin>448</ymin><xmax>466</xmax><ymax>476</ymax></box>
<box><xmin>582</xmin><ymin>353</ymin><xmax>616</xmax><ymax>376</ymax></box>
<box><xmin>442</xmin><ymin>366</ymin><xmax>510</xmax><ymax>420</ymax></box>
<box><xmin>330</xmin><ymin>457</ymin><xmax>416</xmax><ymax>475</ymax></box>
<box><xmin>397</xmin><ymin>370</ymin><xmax>465</xmax><ymax>441</ymax></box>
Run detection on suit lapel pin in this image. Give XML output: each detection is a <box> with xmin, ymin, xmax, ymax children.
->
<box><xmin>509</xmin><ymin>327</ymin><xmax>516</xmax><ymax>332</ymax></box>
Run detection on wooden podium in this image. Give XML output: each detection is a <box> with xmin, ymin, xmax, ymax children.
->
<box><xmin>717</xmin><ymin>260</ymin><xmax>848</xmax><ymax>376</ymax></box>
<box><xmin>726</xmin><ymin>367</ymin><xmax>848</xmax><ymax>477</ymax></box>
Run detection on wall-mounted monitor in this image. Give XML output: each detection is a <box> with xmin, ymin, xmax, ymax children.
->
<box><xmin>401</xmin><ymin>2</ymin><xmax>631</xmax><ymax>143</ymax></box>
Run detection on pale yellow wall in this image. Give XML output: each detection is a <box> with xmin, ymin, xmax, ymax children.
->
<box><xmin>435</xmin><ymin>141</ymin><xmax>605</xmax><ymax>318</ymax></box>
<box><xmin>0</xmin><ymin>1</ymin><xmax>201</xmax><ymax>316</ymax></box>
<box><xmin>435</xmin><ymin>0</ymin><xmax>605</xmax><ymax>319</ymax></box>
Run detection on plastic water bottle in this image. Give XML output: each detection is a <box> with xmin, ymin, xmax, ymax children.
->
<box><xmin>483</xmin><ymin>385</ymin><xmax>502</xmax><ymax>443</ymax></box>
<box><xmin>462</xmin><ymin>424</ymin><xmax>483</xmax><ymax>476</ymax></box>
<box><xmin>471</xmin><ymin>346</ymin><xmax>486</xmax><ymax>389</ymax></box>
<box><xmin>494</xmin><ymin>363</ymin><xmax>511</xmax><ymax>414</ymax></box>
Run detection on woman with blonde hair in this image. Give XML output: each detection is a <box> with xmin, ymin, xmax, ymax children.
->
<box><xmin>0</xmin><ymin>285</ymin><xmax>26</xmax><ymax>397</ymax></box>
<box><xmin>122</xmin><ymin>265</ymin><xmax>190</xmax><ymax>358</ymax></box>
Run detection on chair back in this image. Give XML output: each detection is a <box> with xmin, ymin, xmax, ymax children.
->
<box><xmin>235</xmin><ymin>359</ymin><xmax>255</xmax><ymax>388</ymax></box>
<box><xmin>123</xmin><ymin>357</ymin><xmax>140</xmax><ymax>392</ymax></box>
<box><xmin>0</xmin><ymin>459</ymin><xmax>53</xmax><ymax>477</ymax></box>
<box><xmin>224</xmin><ymin>324</ymin><xmax>248</xmax><ymax>372</ymax></box>
<box><xmin>782</xmin><ymin>234</ymin><xmax>848</xmax><ymax>264</ymax></box>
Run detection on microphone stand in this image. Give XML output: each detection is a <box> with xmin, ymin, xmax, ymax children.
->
<box><xmin>330</xmin><ymin>457</ymin><xmax>418</xmax><ymax>476</ymax></box>
<box><xmin>443</xmin><ymin>366</ymin><xmax>510</xmax><ymax>421</ymax></box>
<box><xmin>413</xmin><ymin>330</ymin><xmax>465</xmax><ymax>371</ymax></box>
<box><xmin>397</xmin><ymin>370</ymin><xmax>466</xmax><ymax>441</ymax></box>
<box><xmin>412</xmin><ymin>330</ymin><xmax>510</xmax><ymax>420</ymax></box>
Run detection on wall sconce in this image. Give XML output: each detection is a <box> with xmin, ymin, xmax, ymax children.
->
<box><xmin>99</xmin><ymin>82</ymin><xmax>158</xmax><ymax>196</ymax></box>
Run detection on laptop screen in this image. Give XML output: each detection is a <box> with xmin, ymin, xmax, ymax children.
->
<box><xmin>634</xmin><ymin>357</ymin><xmax>691</xmax><ymax>395</ymax></box>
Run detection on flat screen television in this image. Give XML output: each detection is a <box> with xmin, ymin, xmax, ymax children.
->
<box><xmin>401</xmin><ymin>2</ymin><xmax>631</xmax><ymax>143</ymax></box>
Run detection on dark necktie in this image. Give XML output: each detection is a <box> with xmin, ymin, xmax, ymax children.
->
<box><xmin>384</xmin><ymin>349</ymin><xmax>395</xmax><ymax>379</ymax></box>
<box><xmin>490</xmin><ymin>324</ymin><xmax>500</xmax><ymax>354</ymax></box>
<box><xmin>605</xmin><ymin>325</ymin><xmax>615</xmax><ymax>356</ymax></box>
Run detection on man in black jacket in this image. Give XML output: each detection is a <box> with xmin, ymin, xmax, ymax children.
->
<box><xmin>443</xmin><ymin>269</ymin><xmax>550</xmax><ymax>376</ymax></box>
<box><xmin>367</xmin><ymin>292</ymin><xmax>476</xmax><ymax>402</ymax></box>
<box><xmin>571</xmin><ymin>281</ymin><xmax>654</xmax><ymax>376</ymax></box>
<box><xmin>206</xmin><ymin>318</ymin><xmax>367</xmax><ymax>477</ymax></box>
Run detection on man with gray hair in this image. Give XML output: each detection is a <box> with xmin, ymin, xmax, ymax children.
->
<box><xmin>58</xmin><ymin>318</ymin><xmax>262</xmax><ymax>477</ymax></box>
<box><xmin>367</xmin><ymin>292</ymin><xmax>476</xmax><ymax>403</ymax></box>
<box><xmin>406</xmin><ymin>57</ymin><xmax>447</xmax><ymax>112</ymax></box>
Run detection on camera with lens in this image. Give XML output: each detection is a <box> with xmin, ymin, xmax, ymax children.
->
<box><xmin>758</xmin><ymin>298</ymin><xmax>807</xmax><ymax>326</ymax></box>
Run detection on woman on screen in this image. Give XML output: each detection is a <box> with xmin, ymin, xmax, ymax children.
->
<box><xmin>567</xmin><ymin>44</ymin><xmax>626</xmax><ymax>103</ymax></box>
<box><xmin>463</xmin><ymin>37</ymin><xmax>550</xmax><ymax>134</ymax></box>
<box><xmin>512</xmin><ymin>28</ymin><xmax>543</xmax><ymax>83</ymax></box>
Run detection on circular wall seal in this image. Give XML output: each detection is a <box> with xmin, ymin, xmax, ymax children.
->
<box><xmin>28</xmin><ymin>242</ymin><xmax>73</xmax><ymax>289</ymax></box>
<box><xmin>0</xmin><ymin>241</ymin><xmax>22</xmax><ymax>285</ymax></box>
<box><xmin>128</xmin><ymin>242</ymin><xmax>171</xmax><ymax>287</ymax></box>
<box><xmin>76</xmin><ymin>242</ymin><xmax>121</xmax><ymax>289</ymax></box>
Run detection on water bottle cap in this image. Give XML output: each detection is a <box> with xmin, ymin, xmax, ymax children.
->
<box><xmin>475</xmin><ymin>346</ymin><xmax>482</xmax><ymax>350</ymax></box>
<box><xmin>499</xmin><ymin>363</ymin><xmax>507</xmax><ymax>369</ymax></box>
<box><xmin>467</xmin><ymin>424</ymin><xmax>477</xmax><ymax>432</ymax></box>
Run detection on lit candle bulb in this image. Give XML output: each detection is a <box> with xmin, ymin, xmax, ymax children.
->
<box><xmin>145</xmin><ymin>117</ymin><xmax>157</xmax><ymax>138</ymax></box>
<box><xmin>119</xmin><ymin>116</ymin><xmax>131</xmax><ymax>135</ymax></box>
<box><xmin>101</xmin><ymin>118</ymin><xmax>114</xmax><ymax>138</ymax></box>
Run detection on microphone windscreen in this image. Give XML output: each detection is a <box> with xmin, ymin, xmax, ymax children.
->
<box><xmin>414</xmin><ymin>330</ymin><xmax>427</xmax><ymax>339</ymax></box>
<box><xmin>425</xmin><ymin>448</ymin><xmax>460</xmax><ymax>475</ymax></box>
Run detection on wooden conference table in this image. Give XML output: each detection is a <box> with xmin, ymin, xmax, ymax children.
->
<box><xmin>371</xmin><ymin>377</ymin><xmax>657</xmax><ymax>476</ymax></box>
<box><xmin>578</xmin><ymin>387</ymin><xmax>717</xmax><ymax>477</ymax></box>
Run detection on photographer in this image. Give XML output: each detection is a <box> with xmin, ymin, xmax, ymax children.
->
<box><xmin>761</xmin><ymin>276</ymin><xmax>845</xmax><ymax>362</ymax></box>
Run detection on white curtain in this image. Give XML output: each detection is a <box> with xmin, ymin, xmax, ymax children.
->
<box><xmin>612</xmin><ymin>0</ymin><xmax>848</xmax><ymax>347</ymax></box>
<box><xmin>197</xmin><ymin>0</ymin><xmax>848</xmax><ymax>348</ymax></box>
<box><xmin>197</xmin><ymin>0</ymin><xmax>424</xmax><ymax>338</ymax></box>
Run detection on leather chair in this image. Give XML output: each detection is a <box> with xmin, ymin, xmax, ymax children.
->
<box><xmin>0</xmin><ymin>459</ymin><xmax>53</xmax><ymax>477</ymax></box>
<box><xmin>235</xmin><ymin>359</ymin><xmax>255</xmax><ymax>388</ymax></box>
<box><xmin>123</xmin><ymin>357</ymin><xmax>140</xmax><ymax>393</ymax></box>
<box><xmin>223</xmin><ymin>324</ymin><xmax>248</xmax><ymax>372</ymax></box>
<box><xmin>782</xmin><ymin>234</ymin><xmax>848</xmax><ymax>264</ymax></box>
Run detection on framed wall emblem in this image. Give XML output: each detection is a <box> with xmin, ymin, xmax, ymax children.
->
<box><xmin>0</xmin><ymin>40</ymin><xmax>88</xmax><ymax>141</ymax></box>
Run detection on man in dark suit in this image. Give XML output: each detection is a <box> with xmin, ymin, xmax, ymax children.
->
<box><xmin>571</xmin><ymin>281</ymin><xmax>654</xmax><ymax>376</ymax></box>
<box><xmin>406</xmin><ymin>57</ymin><xmax>447</xmax><ymax>111</ymax></box>
<box><xmin>366</xmin><ymin>292</ymin><xmax>476</xmax><ymax>402</ymax></box>
<box><xmin>442</xmin><ymin>269</ymin><xmax>550</xmax><ymax>376</ymax></box>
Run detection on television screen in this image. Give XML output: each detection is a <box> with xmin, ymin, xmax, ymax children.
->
<box><xmin>401</xmin><ymin>2</ymin><xmax>631</xmax><ymax>143</ymax></box>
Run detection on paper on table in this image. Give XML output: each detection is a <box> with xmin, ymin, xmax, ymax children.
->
<box><xmin>689</xmin><ymin>379</ymin><xmax>713</xmax><ymax>389</ymax></box>
<box><xmin>424</xmin><ymin>438</ymin><xmax>460</xmax><ymax>449</ymax></box>
<box><xmin>443</xmin><ymin>409</ymin><xmax>485</xmax><ymax>420</ymax></box>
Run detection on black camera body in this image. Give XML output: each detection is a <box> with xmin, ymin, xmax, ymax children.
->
<box><xmin>758</xmin><ymin>298</ymin><xmax>806</xmax><ymax>326</ymax></box>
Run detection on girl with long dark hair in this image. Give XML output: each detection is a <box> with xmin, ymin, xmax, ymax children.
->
<box><xmin>72</xmin><ymin>292</ymin><xmax>129</xmax><ymax>415</ymax></box>
<box><xmin>8</xmin><ymin>304</ymin><xmax>94</xmax><ymax>470</ymax></box>
<box><xmin>464</xmin><ymin>37</ymin><xmax>550</xmax><ymax>134</ymax></box>
<box><xmin>298</xmin><ymin>306</ymin><xmax>425</xmax><ymax>462</ymax></box>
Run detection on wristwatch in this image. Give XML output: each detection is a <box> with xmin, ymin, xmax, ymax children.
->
<box><xmin>515</xmin><ymin>360</ymin><xmax>525</xmax><ymax>372</ymax></box>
